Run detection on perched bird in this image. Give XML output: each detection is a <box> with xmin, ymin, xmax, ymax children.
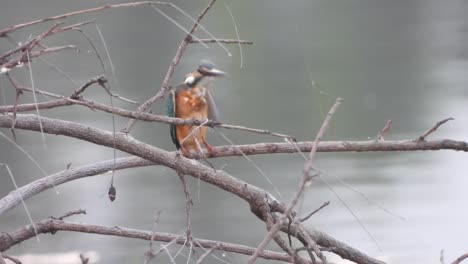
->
<box><xmin>167</xmin><ymin>62</ymin><xmax>225</xmax><ymax>156</ymax></box>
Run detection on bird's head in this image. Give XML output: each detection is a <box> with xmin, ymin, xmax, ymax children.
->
<box><xmin>184</xmin><ymin>62</ymin><xmax>225</xmax><ymax>87</ymax></box>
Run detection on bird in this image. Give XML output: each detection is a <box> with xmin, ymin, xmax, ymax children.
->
<box><xmin>167</xmin><ymin>62</ymin><xmax>225</xmax><ymax>156</ymax></box>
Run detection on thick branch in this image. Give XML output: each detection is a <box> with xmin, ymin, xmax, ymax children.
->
<box><xmin>2</xmin><ymin>136</ymin><xmax>466</xmax><ymax>217</ymax></box>
<box><xmin>0</xmin><ymin>219</ymin><xmax>295</xmax><ymax>263</ymax></box>
<box><xmin>0</xmin><ymin>113</ymin><xmax>283</xmax><ymax>214</ymax></box>
<box><xmin>0</xmin><ymin>114</ymin><xmax>382</xmax><ymax>264</ymax></box>
<box><xmin>0</xmin><ymin>98</ymin><xmax>293</xmax><ymax>139</ymax></box>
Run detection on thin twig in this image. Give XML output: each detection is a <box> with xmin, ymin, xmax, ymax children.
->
<box><xmin>70</xmin><ymin>75</ymin><xmax>106</xmax><ymax>99</ymax></box>
<box><xmin>0</xmin><ymin>2</ymin><xmax>171</xmax><ymax>37</ymax></box>
<box><xmin>248</xmin><ymin>98</ymin><xmax>343</xmax><ymax>264</ymax></box>
<box><xmin>160</xmin><ymin>3</ymin><xmax>231</xmax><ymax>56</ymax></box>
<box><xmin>55</xmin><ymin>209</ymin><xmax>86</xmax><ymax>220</ymax></box>
<box><xmin>4</xmin><ymin>72</ymin><xmax>22</xmax><ymax>131</ymax></box>
<box><xmin>376</xmin><ymin>119</ymin><xmax>392</xmax><ymax>141</ymax></box>
<box><xmin>79</xmin><ymin>254</ymin><xmax>89</xmax><ymax>264</ymax></box>
<box><xmin>336</xmin><ymin>179</ymin><xmax>406</xmax><ymax>221</ymax></box>
<box><xmin>418</xmin><ymin>117</ymin><xmax>454</xmax><ymax>141</ymax></box>
<box><xmin>177</xmin><ymin>172</ymin><xmax>193</xmax><ymax>242</ymax></box>
<box><xmin>72</xmin><ymin>28</ymin><xmax>106</xmax><ymax>74</ymax></box>
<box><xmin>25</xmin><ymin>49</ymin><xmax>47</xmax><ymax>148</ymax></box>
<box><xmin>300</xmin><ymin>201</ymin><xmax>330</xmax><ymax>222</ymax></box>
<box><xmin>189</xmin><ymin>38</ymin><xmax>253</xmax><ymax>44</ymax></box>
<box><xmin>152</xmin><ymin>234</ymin><xmax>184</xmax><ymax>261</ymax></box>
<box><xmin>223</xmin><ymin>2</ymin><xmax>244</xmax><ymax>68</ymax></box>
<box><xmin>0</xmin><ymin>219</ymin><xmax>296</xmax><ymax>262</ymax></box>
<box><xmin>0</xmin><ymin>23</ymin><xmax>61</xmax><ymax>64</ymax></box>
<box><xmin>1</xmin><ymin>90</ymin><xmax>292</xmax><ymax>139</ymax></box>
<box><xmin>214</xmin><ymin>127</ymin><xmax>282</xmax><ymax>198</ymax></box>
<box><xmin>145</xmin><ymin>210</ymin><xmax>163</xmax><ymax>264</ymax></box>
<box><xmin>1</xmin><ymin>254</ymin><xmax>21</xmax><ymax>264</ymax></box>
<box><xmin>0</xmin><ymin>163</ymin><xmax>39</xmax><ymax>243</ymax></box>
<box><xmin>195</xmin><ymin>244</ymin><xmax>220</xmax><ymax>264</ymax></box>
<box><xmin>1</xmin><ymin>45</ymin><xmax>77</xmax><ymax>71</ymax></box>
<box><xmin>95</xmin><ymin>24</ymin><xmax>117</xmax><ymax>81</ymax></box>
<box><xmin>122</xmin><ymin>0</ymin><xmax>219</xmax><ymax>133</ymax></box>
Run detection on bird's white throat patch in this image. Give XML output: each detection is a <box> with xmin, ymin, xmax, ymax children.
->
<box><xmin>184</xmin><ymin>75</ymin><xmax>195</xmax><ymax>86</ymax></box>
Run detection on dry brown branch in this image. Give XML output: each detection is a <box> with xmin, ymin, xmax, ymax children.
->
<box><xmin>0</xmin><ymin>2</ymin><xmax>173</xmax><ymax>37</ymax></box>
<box><xmin>54</xmin><ymin>209</ymin><xmax>86</xmax><ymax>220</ymax></box>
<box><xmin>2</xmin><ymin>135</ymin><xmax>466</xmax><ymax>217</ymax></box>
<box><xmin>0</xmin><ymin>97</ymin><xmax>293</xmax><ymax>139</ymax></box>
<box><xmin>300</xmin><ymin>201</ymin><xmax>331</xmax><ymax>222</ymax></box>
<box><xmin>144</xmin><ymin>210</ymin><xmax>163</xmax><ymax>264</ymax></box>
<box><xmin>1</xmin><ymin>254</ymin><xmax>21</xmax><ymax>264</ymax></box>
<box><xmin>189</xmin><ymin>38</ymin><xmax>253</xmax><ymax>44</ymax></box>
<box><xmin>418</xmin><ymin>117</ymin><xmax>454</xmax><ymax>141</ymax></box>
<box><xmin>195</xmin><ymin>243</ymin><xmax>220</xmax><ymax>264</ymax></box>
<box><xmin>122</xmin><ymin>0</ymin><xmax>219</xmax><ymax>132</ymax></box>
<box><xmin>0</xmin><ymin>114</ymin><xmax>383</xmax><ymax>264</ymax></box>
<box><xmin>452</xmin><ymin>253</ymin><xmax>468</xmax><ymax>264</ymax></box>
<box><xmin>0</xmin><ymin>23</ymin><xmax>62</xmax><ymax>64</ymax></box>
<box><xmin>0</xmin><ymin>218</ymin><xmax>297</xmax><ymax>263</ymax></box>
<box><xmin>1</xmin><ymin>45</ymin><xmax>77</xmax><ymax>71</ymax></box>
<box><xmin>177</xmin><ymin>172</ymin><xmax>193</xmax><ymax>242</ymax></box>
<box><xmin>376</xmin><ymin>119</ymin><xmax>392</xmax><ymax>141</ymax></box>
<box><xmin>79</xmin><ymin>254</ymin><xmax>89</xmax><ymax>264</ymax></box>
<box><xmin>248</xmin><ymin>98</ymin><xmax>342</xmax><ymax>264</ymax></box>
<box><xmin>70</xmin><ymin>75</ymin><xmax>107</xmax><ymax>99</ymax></box>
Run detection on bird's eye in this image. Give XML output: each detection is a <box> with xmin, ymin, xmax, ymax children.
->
<box><xmin>184</xmin><ymin>76</ymin><xmax>195</xmax><ymax>85</ymax></box>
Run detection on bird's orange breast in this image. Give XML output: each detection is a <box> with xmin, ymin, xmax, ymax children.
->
<box><xmin>175</xmin><ymin>88</ymin><xmax>208</xmax><ymax>151</ymax></box>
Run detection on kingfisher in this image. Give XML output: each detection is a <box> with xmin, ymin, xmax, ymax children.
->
<box><xmin>167</xmin><ymin>62</ymin><xmax>225</xmax><ymax>156</ymax></box>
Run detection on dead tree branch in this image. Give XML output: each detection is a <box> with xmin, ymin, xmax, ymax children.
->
<box><xmin>122</xmin><ymin>0</ymin><xmax>218</xmax><ymax>132</ymax></box>
<box><xmin>0</xmin><ymin>218</ymin><xmax>297</xmax><ymax>263</ymax></box>
<box><xmin>0</xmin><ymin>113</ymin><xmax>382</xmax><ymax>264</ymax></box>
<box><xmin>418</xmin><ymin>117</ymin><xmax>454</xmax><ymax>141</ymax></box>
<box><xmin>452</xmin><ymin>253</ymin><xmax>468</xmax><ymax>264</ymax></box>
<box><xmin>189</xmin><ymin>38</ymin><xmax>253</xmax><ymax>44</ymax></box>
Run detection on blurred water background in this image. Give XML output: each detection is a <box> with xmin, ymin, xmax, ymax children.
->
<box><xmin>0</xmin><ymin>0</ymin><xmax>467</xmax><ymax>263</ymax></box>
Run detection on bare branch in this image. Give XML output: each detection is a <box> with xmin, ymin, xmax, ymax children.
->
<box><xmin>418</xmin><ymin>117</ymin><xmax>454</xmax><ymax>141</ymax></box>
<box><xmin>376</xmin><ymin>119</ymin><xmax>392</xmax><ymax>141</ymax></box>
<box><xmin>195</xmin><ymin>244</ymin><xmax>219</xmax><ymax>264</ymax></box>
<box><xmin>248</xmin><ymin>98</ymin><xmax>343</xmax><ymax>264</ymax></box>
<box><xmin>189</xmin><ymin>38</ymin><xmax>253</xmax><ymax>44</ymax></box>
<box><xmin>122</xmin><ymin>0</ymin><xmax>219</xmax><ymax>133</ymax></box>
<box><xmin>0</xmin><ymin>23</ymin><xmax>62</xmax><ymax>64</ymax></box>
<box><xmin>1</xmin><ymin>45</ymin><xmax>77</xmax><ymax>71</ymax></box>
<box><xmin>0</xmin><ymin>114</ymin><xmax>384</xmax><ymax>264</ymax></box>
<box><xmin>0</xmin><ymin>219</ymin><xmax>295</xmax><ymax>263</ymax></box>
<box><xmin>55</xmin><ymin>209</ymin><xmax>86</xmax><ymax>220</ymax></box>
<box><xmin>177</xmin><ymin>172</ymin><xmax>193</xmax><ymax>242</ymax></box>
<box><xmin>70</xmin><ymin>75</ymin><xmax>106</xmax><ymax>99</ymax></box>
<box><xmin>0</xmin><ymin>2</ymin><xmax>171</xmax><ymax>37</ymax></box>
<box><xmin>1</xmin><ymin>254</ymin><xmax>21</xmax><ymax>264</ymax></box>
<box><xmin>0</xmin><ymin>97</ymin><xmax>293</xmax><ymax>140</ymax></box>
<box><xmin>79</xmin><ymin>253</ymin><xmax>89</xmax><ymax>264</ymax></box>
<box><xmin>300</xmin><ymin>201</ymin><xmax>330</xmax><ymax>222</ymax></box>
<box><xmin>451</xmin><ymin>253</ymin><xmax>468</xmax><ymax>264</ymax></box>
<box><xmin>2</xmin><ymin>136</ymin><xmax>466</xmax><ymax>217</ymax></box>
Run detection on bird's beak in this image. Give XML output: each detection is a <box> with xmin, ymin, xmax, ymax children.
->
<box><xmin>206</xmin><ymin>68</ymin><xmax>226</xmax><ymax>77</ymax></box>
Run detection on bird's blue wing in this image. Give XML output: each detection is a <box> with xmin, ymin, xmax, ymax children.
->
<box><xmin>167</xmin><ymin>90</ymin><xmax>180</xmax><ymax>149</ymax></box>
<box><xmin>206</xmin><ymin>90</ymin><xmax>220</xmax><ymax>122</ymax></box>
